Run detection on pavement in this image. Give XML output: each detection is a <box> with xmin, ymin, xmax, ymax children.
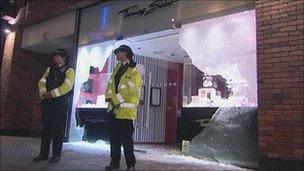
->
<box><xmin>0</xmin><ymin>136</ymin><xmax>248</xmax><ymax>170</ymax></box>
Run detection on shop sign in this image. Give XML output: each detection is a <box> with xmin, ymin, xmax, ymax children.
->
<box><xmin>118</xmin><ymin>0</ymin><xmax>178</xmax><ymax>20</ymax></box>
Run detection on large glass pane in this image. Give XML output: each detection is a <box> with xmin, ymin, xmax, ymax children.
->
<box><xmin>188</xmin><ymin>107</ymin><xmax>258</xmax><ymax>168</ymax></box>
<box><xmin>178</xmin><ymin>9</ymin><xmax>258</xmax><ymax>168</ymax></box>
<box><xmin>75</xmin><ymin>41</ymin><xmax>115</xmax><ymax>109</ymax></box>
<box><xmin>69</xmin><ymin>40</ymin><xmax>116</xmax><ymax>142</ymax></box>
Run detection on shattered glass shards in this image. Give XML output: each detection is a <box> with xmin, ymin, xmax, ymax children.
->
<box><xmin>189</xmin><ymin>107</ymin><xmax>258</xmax><ymax>168</ymax></box>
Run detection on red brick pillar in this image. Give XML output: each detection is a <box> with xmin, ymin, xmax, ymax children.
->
<box><xmin>0</xmin><ymin>32</ymin><xmax>16</xmax><ymax>129</ymax></box>
<box><xmin>256</xmin><ymin>0</ymin><xmax>303</xmax><ymax>161</ymax></box>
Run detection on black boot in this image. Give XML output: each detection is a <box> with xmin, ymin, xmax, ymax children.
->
<box><xmin>33</xmin><ymin>155</ymin><xmax>49</xmax><ymax>162</ymax></box>
<box><xmin>126</xmin><ymin>166</ymin><xmax>135</xmax><ymax>171</ymax></box>
<box><xmin>49</xmin><ymin>155</ymin><xmax>61</xmax><ymax>163</ymax></box>
<box><xmin>105</xmin><ymin>164</ymin><xmax>120</xmax><ymax>171</ymax></box>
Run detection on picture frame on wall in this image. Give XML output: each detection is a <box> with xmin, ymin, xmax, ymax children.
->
<box><xmin>140</xmin><ymin>86</ymin><xmax>145</xmax><ymax>104</ymax></box>
<box><xmin>150</xmin><ymin>87</ymin><xmax>161</xmax><ymax>106</ymax></box>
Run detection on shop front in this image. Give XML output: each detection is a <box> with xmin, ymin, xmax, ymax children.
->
<box><xmin>68</xmin><ymin>0</ymin><xmax>258</xmax><ymax>167</ymax></box>
<box><xmin>21</xmin><ymin>0</ymin><xmax>258</xmax><ymax>168</ymax></box>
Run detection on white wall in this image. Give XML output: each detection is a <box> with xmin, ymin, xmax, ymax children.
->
<box><xmin>21</xmin><ymin>12</ymin><xmax>75</xmax><ymax>48</ymax></box>
<box><xmin>78</xmin><ymin>0</ymin><xmax>253</xmax><ymax>46</ymax></box>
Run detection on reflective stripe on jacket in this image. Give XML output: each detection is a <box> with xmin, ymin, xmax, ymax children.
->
<box><xmin>38</xmin><ymin>67</ymin><xmax>75</xmax><ymax>99</ymax></box>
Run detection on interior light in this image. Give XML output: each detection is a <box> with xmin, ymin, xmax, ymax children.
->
<box><xmin>171</xmin><ymin>18</ymin><xmax>175</xmax><ymax>22</ymax></box>
<box><xmin>100</xmin><ymin>6</ymin><xmax>110</xmax><ymax>29</ymax></box>
<box><xmin>153</xmin><ymin>50</ymin><xmax>165</xmax><ymax>54</ymax></box>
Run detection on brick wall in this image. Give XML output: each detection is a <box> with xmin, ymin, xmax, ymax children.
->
<box><xmin>24</xmin><ymin>0</ymin><xmax>100</xmax><ymax>26</ymax></box>
<box><xmin>1</xmin><ymin>29</ymin><xmax>50</xmax><ymax>132</ymax></box>
<box><xmin>256</xmin><ymin>0</ymin><xmax>304</xmax><ymax>161</ymax></box>
<box><xmin>1</xmin><ymin>32</ymin><xmax>16</xmax><ymax>129</ymax></box>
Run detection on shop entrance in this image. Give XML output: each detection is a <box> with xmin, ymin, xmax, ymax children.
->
<box><xmin>72</xmin><ymin>29</ymin><xmax>185</xmax><ymax>144</ymax></box>
<box><xmin>115</xmin><ymin>29</ymin><xmax>186</xmax><ymax>144</ymax></box>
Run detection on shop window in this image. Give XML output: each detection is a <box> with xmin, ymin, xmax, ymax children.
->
<box><xmin>74</xmin><ymin>41</ymin><xmax>115</xmax><ymax>109</ymax></box>
<box><xmin>180</xmin><ymin>10</ymin><xmax>257</xmax><ymax>107</ymax></box>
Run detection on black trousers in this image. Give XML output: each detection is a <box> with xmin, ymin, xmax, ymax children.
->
<box><xmin>39</xmin><ymin>97</ymin><xmax>67</xmax><ymax>157</ymax></box>
<box><xmin>108</xmin><ymin>117</ymin><xmax>136</xmax><ymax>167</ymax></box>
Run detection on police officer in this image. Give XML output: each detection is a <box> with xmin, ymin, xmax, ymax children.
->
<box><xmin>33</xmin><ymin>49</ymin><xmax>75</xmax><ymax>163</ymax></box>
<box><xmin>105</xmin><ymin>45</ymin><xmax>143</xmax><ymax>171</ymax></box>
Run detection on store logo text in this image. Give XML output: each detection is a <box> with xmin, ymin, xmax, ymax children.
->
<box><xmin>118</xmin><ymin>0</ymin><xmax>178</xmax><ymax>20</ymax></box>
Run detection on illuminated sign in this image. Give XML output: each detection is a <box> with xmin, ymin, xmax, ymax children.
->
<box><xmin>100</xmin><ymin>6</ymin><xmax>110</xmax><ymax>29</ymax></box>
<box><xmin>118</xmin><ymin>0</ymin><xmax>178</xmax><ymax>20</ymax></box>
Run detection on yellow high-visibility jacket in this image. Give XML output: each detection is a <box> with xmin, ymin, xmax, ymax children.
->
<box><xmin>38</xmin><ymin>67</ymin><xmax>75</xmax><ymax>99</ymax></box>
<box><xmin>105</xmin><ymin>62</ymin><xmax>143</xmax><ymax>120</ymax></box>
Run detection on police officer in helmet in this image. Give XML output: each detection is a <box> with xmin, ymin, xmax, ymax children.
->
<box><xmin>33</xmin><ymin>49</ymin><xmax>75</xmax><ymax>163</ymax></box>
<box><xmin>105</xmin><ymin>45</ymin><xmax>143</xmax><ymax>171</ymax></box>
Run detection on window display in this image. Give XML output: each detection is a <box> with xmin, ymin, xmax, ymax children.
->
<box><xmin>74</xmin><ymin>41</ymin><xmax>115</xmax><ymax>109</ymax></box>
<box><xmin>180</xmin><ymin>10</ymin><xmax>257</xmax><ymax>107</ymax></box>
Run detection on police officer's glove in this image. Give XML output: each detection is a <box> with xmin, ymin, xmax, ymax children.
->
<box><xmin>45</xmin><ymin>92</ymin><xmax>52</xmax><ymax>99</ymax></box>
<box><xmin>113</xmin><ymin>104</ymin><xmax>120</xmax><ymax>109</ymax></box>
<box><xmin>106</xmin><ymin>98</ymin><xmax>120</xmax><ymax>109</ymax></box>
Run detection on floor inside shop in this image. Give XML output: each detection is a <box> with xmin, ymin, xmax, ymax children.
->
<box><xmin>1</xmin><ymin>136</ymin><xmax>247</xmax><ymax>170</ymax></box>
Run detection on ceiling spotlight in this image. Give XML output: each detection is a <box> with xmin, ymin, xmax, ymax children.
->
<box><xmin>171</xmin><ymin>18</ymin><xmax>175</xmax><ymax>22</ymax></box>
<box><xmin>3</xmin><ymin>28</ymin><xmax>11</xmax><ymax>34</ymax></box>
<box><xmin>153</xmin><ymin>50</ymin><xmax>165</xmax><ymax>54</ymax></box>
